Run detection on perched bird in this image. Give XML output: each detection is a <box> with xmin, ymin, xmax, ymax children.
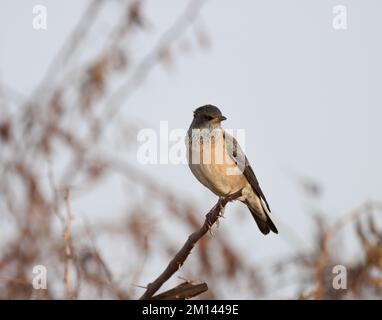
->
<box><xmin>186</xmin><ymin>104</ymin><xmax>278</xmax><ymax>235</ymax></box>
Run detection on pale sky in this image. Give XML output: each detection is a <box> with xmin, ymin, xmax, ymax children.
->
<box><xmin>1</xmin><ymin>0</ymin><xmax>381</xmax><ymax>298</ymax></box>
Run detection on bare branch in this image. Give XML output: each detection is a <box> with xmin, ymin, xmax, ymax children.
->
<box><xmin>151</xmin><ymin>282</ymin><xmax>208</xmax><ymax>300</ymax></box>
<box><xmin>139</xmin><ymin>189</ymin><xmax>243</xmax><ymax>300</ymax></box>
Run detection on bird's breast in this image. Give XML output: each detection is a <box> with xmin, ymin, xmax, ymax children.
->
<box><xmin>186</xmin><ymin>131</ymin><xmax>247</xmax><ymax>196</ymax></box>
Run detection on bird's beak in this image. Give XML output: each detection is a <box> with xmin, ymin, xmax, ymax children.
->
<box><xmin>219</xmin><ymin>115</ymin><xmax>227</xmax><ymax>121</ymax></box>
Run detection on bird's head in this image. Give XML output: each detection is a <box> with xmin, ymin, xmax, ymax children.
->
<box><xmin>192</xmin><ymin>105</ymin><xmax>227</xmax><ymax>129</ymax></box>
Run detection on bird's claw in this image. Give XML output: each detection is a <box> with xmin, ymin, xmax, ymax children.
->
<box><xmin>218</xmin><ymin>197</ymin><xmax>226</xmax><ymax>218</ymax></box>
<box><xmin>219</xmin><ymin>204</ymin><xmax>225</xmax><ymax>218</ymax></box>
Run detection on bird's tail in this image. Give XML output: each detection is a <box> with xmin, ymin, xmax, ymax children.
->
<box><xmin>246</xmin><ymin>203</ymin><xmax>278</xmax><ymax>235</ymax></box>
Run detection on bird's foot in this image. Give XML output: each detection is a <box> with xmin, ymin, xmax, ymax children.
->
<box><xmin>215</xmin><ymin>198</ymin><xmax>227</xmax><ymax>228</ymax></box>
<box><xmin>218</xmin><ymin>197</ymin><xmax>226</xmax><ymax>218</ymax></box>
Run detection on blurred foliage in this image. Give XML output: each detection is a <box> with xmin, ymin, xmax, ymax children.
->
<box><xmin>0</xmin><ymin>0</ymin><xmax>381</xmax><ymax>299</ymax></box>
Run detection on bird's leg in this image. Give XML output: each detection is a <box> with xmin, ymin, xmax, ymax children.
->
<box><xmin>215</xmin><ymin>197</ymin><xmax>227</xmax><ymax>228</ymax></box>
<box><xmin>205</xmin><ymin>204</ymin><xmax>218</xmax><ymax>235</ymax></box>
<box><xmin>218</xmin><ymin>190</ymin><xmax>243</xmax><ymax>219</ymax></box>
<box><xmin>223</xmin><ymin>189</ymin><xmax>243</xmax><ymax>213</ymax></box>
<box><xmin>205</xmin><ymin>191</ymin><xmax>242</xmax><ymax>234</ymax></box>
<box><xmin>218</xmin><ymin>197</ymin><xmax>226</xmax><ymax>218</ymax></box>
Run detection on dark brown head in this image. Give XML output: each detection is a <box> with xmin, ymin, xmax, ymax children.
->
<box><xmin>190</xmin><ymin>105</ymin><xmax>227</xmax><ymax>129</ymax></box>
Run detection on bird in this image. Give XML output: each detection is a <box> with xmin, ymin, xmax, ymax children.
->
<box><xmin>186</xmin><ymin>104</ymin><xmax>278</xmax><ymax>235</ymax></box>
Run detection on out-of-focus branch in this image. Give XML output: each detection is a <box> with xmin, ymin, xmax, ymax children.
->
<box><xmin>103</xmin><ymin>0</ymin><xmax>207</xmax><ymax>123</ymax></box>
<box><xmin>312</xmin><ymin>202</ymin><xmax>375</xmax><ymax>299</ymax></box>
<box><xmin>31</xmin><ymin>0</ymin><xmax>104</xmax><ymax>100</ymax></box>
<box><xmin>64</xmin><ymin>189</ymin><xmax>74</xmax><ymax>300</ymax></box>
<box><xmin>0</xmin><ymin>81</ymin><xmax>26</xmax><ymax>105</ymax></box>
<box><xmin>139</xmin><ymin>189</ymin><xmax>243</xmax><ymax>300</ymax></box>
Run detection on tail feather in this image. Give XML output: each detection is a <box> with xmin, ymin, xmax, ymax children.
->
<box><xmin>246</xmin><ymin>204</ymin><xmax>278</xmax><ymax>235</ymax></box>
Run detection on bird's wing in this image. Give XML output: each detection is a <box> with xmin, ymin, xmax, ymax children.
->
<box><xmin>224</xmin><ymin>131</ymin><xmax>271</xmax><ymax>212</ymax></box>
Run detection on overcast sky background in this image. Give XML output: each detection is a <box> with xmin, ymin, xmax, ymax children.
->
<box><xmin>1</xmin><ymin>0</ymin><xmax>381</xmax><ymax>298</ymax></box>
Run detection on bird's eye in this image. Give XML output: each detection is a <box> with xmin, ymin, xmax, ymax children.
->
<box><xmin>205</xmin><ymin>115</ymin><xmax>214</xmax><ymax>121</ymax></box>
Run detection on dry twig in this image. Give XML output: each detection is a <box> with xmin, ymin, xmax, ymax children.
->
<box><xmin>139</xmin><ymin>189</ymin><xmax>242</xmax><ymax>300</ymax></box>
<box><xmin>151</xmin><ymin>282</ymin><xmax>208</xmax><ymax>300</ymax></box>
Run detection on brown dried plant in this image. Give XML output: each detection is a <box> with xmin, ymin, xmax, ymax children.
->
<box><xmin>0</xmin><ymin>0</ymin><xmax>380</xmax><ymax>300</ymax></box>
